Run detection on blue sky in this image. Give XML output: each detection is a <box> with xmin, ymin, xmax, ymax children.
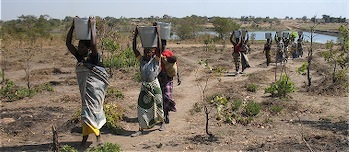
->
<box><xmin>1</xmin><ymin>0</ymin><xmax>349</xmax><ymax>21</ymax></box>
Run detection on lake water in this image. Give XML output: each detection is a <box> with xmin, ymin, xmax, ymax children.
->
<box><xmin>249</xmin><ymin>31</ymin><xmax>338</xmax><ymax>44</ymax></box>
<box><xmin>171</xmin><ymin>31</ymin><xmax>338</xmax><ymax>44</ymax></box>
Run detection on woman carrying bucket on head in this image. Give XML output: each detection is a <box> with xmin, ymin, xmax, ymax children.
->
<box><xmin>131</xmin><ymin>25</ymin><xmax>165</xmax><ymax>137</ymax></box>
<box><xmin>230</xmin><ymin>30</ymin><xmax>242</xmax><ymax>75</ymax></box>
<box><xmin>66</xmin><ymin>16</ymin><xmax>109</xmax><ymax>147</ymax></box>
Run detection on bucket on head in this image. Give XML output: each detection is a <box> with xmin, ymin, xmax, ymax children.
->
<box><xmin>276</xmin><ymin>31</ymin><xmax>282</xmax><ymax>38</ymax></box>
<box><xmin>74</xmin><ymin>18</ymin><xmax>96</xmax><ymax>40</ymax></box>
<box><xmin>138</xmin><ymin>26</ymin><xmax>157</xmax><ymax>48</ymax></box>
<box><xmin>298</xmin><ymin>31</ymin><xmax>303</xmax><ymax>36</ymax></box>
<box><xmin>157</xmin><ymin>22</ymin><xmax>171</xmax><ymax>40</ymax></box>
<box><xmin>265</xmin><ymin>33</ymin><xmax>272</xmax><ymax>39</ymax></box>
<box><xmin>283</xmin><ymin>32</ymin><xmax>289</xmax><ymax>38</ymax></box>
<box><xmin>241</xmin><ymin>29</ymin><xmax>248</xmax><ymax>38</ymax></box>
<box><xmin>233</xmin><ymin>30</ymin><xmax>241</xmax><ymax>38</ymax></box>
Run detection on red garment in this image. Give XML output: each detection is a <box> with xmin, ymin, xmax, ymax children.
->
<box><xmin>234</xmin><ymin>43</ymin><xmax>242</xmax><ymax>53</ymax></box>
<box><xmin>162</xmin><ymin>49</ymin><xmax>174</xmax><ymax>57</ymax></box>
<box><xmin>161</xmin><ymin>49</ymin><xmax>174</xmax><ymax>71</ymax></box>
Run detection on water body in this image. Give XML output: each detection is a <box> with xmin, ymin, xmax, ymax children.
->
<box><xmin>249</xmin><ymin>31</ymin><xmax>338</xmax><ymax>44</ymax></box>
<box><xmin>171</xmin><ymin>31</ymin><xmax>338</xmax><ymax>44</ymax></box>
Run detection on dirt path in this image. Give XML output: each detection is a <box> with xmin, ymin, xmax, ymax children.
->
<box><xmin>97</xmin><ymin>45</ymin><xmax>280</xmax><ymax>150</ymax></box>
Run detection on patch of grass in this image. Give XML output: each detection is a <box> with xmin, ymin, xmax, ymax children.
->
<box><xmin>297</xmin><ymin>62</ymin><xmax>308</xmax><ymax>75</ymax></box>
<box><xmin>104</xmin><ymin>103</ymin><xmax>123</xmax><ymax>134</ymax></box>
<box><xmin>271</xmin><ymin>105</ymin><xmax>283</xmax><ymax>114</ymax></box>
<box><xmin>236</xmin><ymin>116</ymin><xmax>253</xmax><ymax>125</ymax></box>
<box><xmin>88</xmin><ymin>142</ymin><xmax>122</xmax><ymax>152</ymax></box>
<box><xmin>0</xmin><ymin>80</ymin><xmax>54</xmax><ymax>102</ymax></box>
<box><xmin>246</xmin><ymin>83</ymin><xmax>259</xmax><ymax>92</ymax></box>
<box><xmin>264</xmin><ymin>74</ymin><xmax>296</xmax><ymax>98</ymax></box>
<box><xmin>106</xmin><ymin>87</ymin><xmax>124</xmax><ymax>99</ymax></box>
<box><xmin>232</xmin><ymin>99</ymin><xmax>242</xmax><ymax>111</ymax></box>
<box><xmin>244</xmin><ymin>101</ymin><xmax>261</xmax><ymax>117</ymax></box>
<box><xmin>191</xmin><ymin>102</ymin><xmax>203</xmax><ymax>114</ymax></box>
<box><xmin>60</xmin><ymin>145</ymin><xmax>78</xmax><ymax>152</ymax></box>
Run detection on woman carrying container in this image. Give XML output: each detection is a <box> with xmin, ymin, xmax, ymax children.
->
<box><xmin>240</xmin><ymin>30</ymin><xmax>250</xmax><ymax>73</ymax></box>
<box><xmin>131</xmin><ymin>25</ymin><xmax>165</xmax><ymax>137</ymax></box>
<box><xmin>230</xmin><ymin>30</ymin><xmax>242</xmax><ymax>75</ymax></box>
<box><xmin>66</xmin><ymin>16</ymin><xmax>109</xmax><ymax>146</ymax></box>
<box><xmin>263</xmin><ymin>38</ymin><xmax>272</xmax><ymax>66</ymax></box>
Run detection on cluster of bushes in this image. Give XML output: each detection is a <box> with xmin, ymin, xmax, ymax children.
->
<box><xmin>0</xmin><ymin>80</ymin><xmax>53</xmax><ymax>102</ymax></box>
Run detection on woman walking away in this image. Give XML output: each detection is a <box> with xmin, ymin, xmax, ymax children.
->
<box><xmin>263</xmin><ymin>38</ymin><xmax>272</xmax><ymax>66</ymax></box>
<box><xmin>230</xmin><ymin>31</ymin><xmax>242</xmax><ymax>75</ymax></box>
<box><xmin>66</xmin><ymin>16</ymin><xmax>109</xmax><ymax>147</ymax></box>
<box><xmin>131</xmin><ymin>26</ymin><xmax>165</xmax><ymax>137</ymax></box>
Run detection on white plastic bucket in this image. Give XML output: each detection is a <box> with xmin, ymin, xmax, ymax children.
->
<box><xmin>241</xmin><ymin>29</ymin><xmax>247</xmax><ymax>38</ymax></box>
<box><xmin>298</xmin><ymin>31</ymin><xmax>303</xmax><ymax>36</ymax></box>
<box><xmin>138</xmin><ymin>26</ymin><xmax>157</xmax><ymax>48</ymax></box>
<box><xmin>157</xmin><ymin>22</ymin><xmax>171</xmax><ymax>40</ymax></box>
<box><xmin>265</xmin><ymin>33</ymin><xmax>272</xmax><ymax>39</ymax></box>
<box><xmin>233</xmin><ymin>30</ymin><xmax>241</xmax><ymax>38</ymax></box>
<box><xmin>74</xmin><ymin>18</ymin><xmax>96</xmax><ymax>40</ymax></box>
<box><xmin>276</xmin><ymin>31</ymin><xmax>282</xmax><ymax>38</ymax></box>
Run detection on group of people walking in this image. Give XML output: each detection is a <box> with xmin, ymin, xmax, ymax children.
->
<box><xmin>264</xmin><ymin>31</ymin><xmax>304</xmax><ymax>66</ymax></box>
<box><xmin>66</xmin><ymin>16</ymin><xmax>180</xmax><ymax>146</ymax></box>
<box><xmin>230</xmin><ymin>30</ymin><xmax>251</xmax><ymax>75</ymax></box>
<box><xmin>65</xmin><ymin>16</ymin><xmax>305</xmax><ymax>147</ymax></box>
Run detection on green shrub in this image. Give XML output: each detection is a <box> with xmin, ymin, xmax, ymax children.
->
<box><xmin>264</xmin><ymin>74</ymin><xmax>296</xmax><ymax>98</ymax></box>
<box><xmin>191</xmin><ymin>102</ymin><xmax>203</xmax><ymax>114</ymax></box>
<box><xmin>60</xmin><ymin>145</ymin><xmax>78</xmax><ymax>152</ymax></box>
<box><xmin>232</xmin><ymin>99</ymin><xmax>242</xmax><ymax>111</ymax></box>
<box><xmin>334</xmin><ymin>69</ymin><xmax>348</xmax><ymax>88</ymax></box>
<box><xmin>106</xmin><ymin>87</ymin><xmax>124</xmax><ymax>99</ymax></box>
<box><xmin>271</xmin><ymin>105</ymin><xmax>283</xmax><ymax>114</ymax></box>
<box><xmin>0</xmin><ymin>80</ymin><xmax>53</xmax><ymax>102</ymax></box>
<box><xmin>104</xmin><ymin>103</ymin><xmax>123</xmax><ymax>134</ymax></box>
<box><xmin>244</xmin><ymin>101</ymin><xmax>261</xmax><ymax>116</ymax></box>
<box><xmin>246</xmin><ymin>83</ymin><xmax>259</xmax><ymax>92</ymax></box>
<box><xmin>88</xmin><ymin>142</ymin><xmax>122</xmax><ymax>152</ymax></box>
<box><xmin>297</xmin><ymin>62</ymin><xmax>308</xmax><ymax>75</ymax></box>
<box><xmin>104</xmin><ymin>47</ymin><xmax>139</xmax><ymax>69</ymax></box>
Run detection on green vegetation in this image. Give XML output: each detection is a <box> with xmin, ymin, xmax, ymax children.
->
<box><xmin>246</xmin><ymin>83</ymin><xmax>259</xmax><ymax>92</ymax></box>
<box><xmin>297</xmin><ymin>62</ymin><xmax>308</xmax><ymax>75</ymax></box>
<box><xmin>212</xmin><ymin>17</ymin><xmax>240</xmax><ymax>39</ymax></box>
<box><xmin>106</xmin><ymin>87</ymin><xmax>125</xmax><ymax>99</ymax></box>
<box><xmin>320</xmin><ymin>25</ymin><xmax>349</xmax><ymax>89</ymax></box>
<box><xmin>264</xmin><ymin>74</ymin><xmax>296</xmax><ymax>98</ymax></box>
<box><xmin>60</xmin><ymin>145</ymin><xmax>78</xmax><ymax>152</ymax></box>
<box><xmin>104</xmin><ymin>104</ymin><xmax>123</xmax><ymax>134</ymax></box>
<box><xmin>69</xmin><ymin>103</ymin><xmax>123</xmax><ymax>134</ymax></box>
<box><xmin>207</xmin><ymin>95</ymin><xmax>261</xmax><ymax>125</ymax></box>
<box><xmin>243</xmin><ymin>101</ymin><xmax>261</xmax><ymax>117</ymax></box>
<box><xmin>60</xmin><ymin>142</ymin><xmax>122</xmax><ymax>152</ymax></box>
<box><xmin>88</xmin><ymin>142</ymin><xmax>122</xmax><ymax>152</ymax></box>
<box><xmin>270</xmin><ymin>105</ymin><xmax>284</xmax><ymax>114</ymax></box>
<box><xmin>0</xmin><ymin>80</ymin><xmax>53</xmax><ymax>102</ymax></box>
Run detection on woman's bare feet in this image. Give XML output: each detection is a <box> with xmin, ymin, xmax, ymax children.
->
<box><xmin>131</xmin><ymin>130</ymin><xmax>143</xmax><ymax>137</ymax></box>
<box><xmin>96</xmin><ymin>135</ymin><xmax>103</xmax><ymax>146</ymax></box>
<box><xmin>80</xmin><ymin>135</ymin><xmax>89</xmax><ymax>147</ymax></box>
<box><xmin>159</xmin><ymin>122</ymin><xmax>166</xmax><ymax>131</ymax></box>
